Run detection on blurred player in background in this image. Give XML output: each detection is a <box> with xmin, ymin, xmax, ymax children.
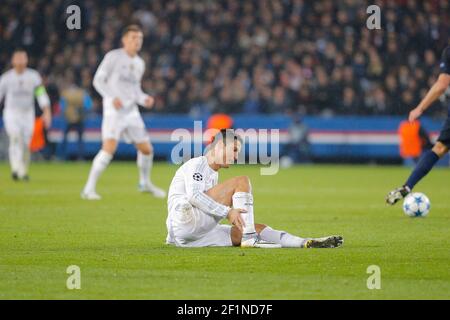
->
<box><xmin>59</xmin><ymin>72</ymin><xmax>92</xmax><ymax>160</ymax></box>
<box><xmin>0</xmin><ymin>49</ymin><xmax>52</xmax><ymax>181</ymax></box>
<box><xmin>166</xmin><ymin>129</ymin><xmax>344</xmax><ymax>248</ymax></box>
<box><xmin>386</xmin><ymin>45</ymin><xmax>450</xmax><ymax>205</ymax></box>
<box><xmin>81</xmin><ymin>25</ymin><xmax>166</xmax><ymax>200</ymax></box>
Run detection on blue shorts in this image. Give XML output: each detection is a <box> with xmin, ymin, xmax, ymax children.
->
<box><xmin>437</xmin><ymin>116</ymin><xmax>450</xmax><ymax>148</ymax></box>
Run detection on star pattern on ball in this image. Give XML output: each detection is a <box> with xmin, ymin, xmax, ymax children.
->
<box><xmin>414</xmin><ymin>197</ymin><xmax>423</xmax><ymax>205</ymax></box>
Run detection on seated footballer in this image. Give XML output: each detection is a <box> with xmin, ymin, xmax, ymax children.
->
<box><xmin>166</xmin><ymin>129</ymin><xmax>344</xmax><ymax>248</ymax></box>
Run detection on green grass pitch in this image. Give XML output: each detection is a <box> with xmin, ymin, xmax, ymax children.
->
<box><xmin>0</xmin><ymin>161</ymin><xmax>449</xmax><ymax>299</ymax></box>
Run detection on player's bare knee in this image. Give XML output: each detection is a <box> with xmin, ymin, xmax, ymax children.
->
<box><xmin>102</xmin><ymin>145</ymin><xmax>116</xmax><ymax>155</ymax></box>
<box><xmin>102</xmin><ymin>139</ymin><xmax>117</xmax><ymax>155</ymax></box>
<box><xmin>140</xmin><ymin>147</ymin><xmax>151</xmax><ymax>156</ymax></box>
<box><xmin>235</xmin><ymin>175</ymin><xmax>252</xmax><ymax>192</ymax></box>
<box><xmin>137</xmin><ymin>142</ymin><xmax>153</xmax><ymax>155</ymax></box>
<box><xmin>432</xmin><ymin>142</ymin><xmax>449</xmax><ymax>157</ymax></box>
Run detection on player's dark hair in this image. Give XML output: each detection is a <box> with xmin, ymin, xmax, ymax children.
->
<box><xmin>12</xmin><ymin>48</ymin><xmax>27</xmax><ymax>55</ymax></box>
<box><xmin>210</xmin><ymin>129</ymin><xmax>242</xmax><ymax>147</ymax></box>
<box><xmin>122</xmin><ymin>24</ymin><xmax>143</xmax><ymax>37</ymax></box>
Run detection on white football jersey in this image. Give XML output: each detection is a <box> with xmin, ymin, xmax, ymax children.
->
<box><xmin>0</xmin><ymin>68</ymin><xmax>42</xmax><ymax>115</ymax></box>
<box><xmin>168</xmin><ymin>156</ymin><xmax>230</xmax><ymax>219</ymax></box>
<box><xmin>93</xmin><ymin>48</ymin><xmax>149</xmax><ymax>117</ymax></box>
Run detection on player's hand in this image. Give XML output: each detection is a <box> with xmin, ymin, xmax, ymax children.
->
<box><xmin>409</xmin><ymin>107</ymin><xmax>423</xmax><ymax>122</ymax></box>
<box><xmin>143</xmin><ymin>96</ymin><xmax>155</xmax><ymax>109</ymax></box>
<box><xmin>43</xmin><ymin>108</ymin><xmax>52</xmax><ymax>129</ymax></box>
<box><xmin>227</xmin><ymin>208</ymin><xmax>246</xmax><ymax>232</ymax></box>
<box><xmin>113</xmin><ymin>97</ymin><xmax>123</xmax><ymax>110</ymax></box>
<box><xmin>43</xmin><ymin>114</ymin><xmax>52</xmax><ymax>129</ymax></box>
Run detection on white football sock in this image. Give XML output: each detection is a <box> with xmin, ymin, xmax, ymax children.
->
<box><xmin>259</xmin><ymin>226</ymin><xmax>306</xmax><ymax>248</ymax></box>
<box><xmin>22</xmin><ymin>140</ymin><xmax>31</xmax><ymax>177</ymax></box>
<box><xmin>83</xmin><ymin>150</ymin><xmax>112</xmax><ymax>193</ymax></box>
<box><xmin>232</xmin><ymin>192</ymin><xmax>256</xmax><ymax>235</ymax></box>
<box><xmin>137</xmin><ymin>151</ymin><xmax>153</xmax><ymax>186</ymax></box>
<box><xmin>8</xmin><ymin>135</ymin><xmax>22</xmax><ymax>175</ymax></box>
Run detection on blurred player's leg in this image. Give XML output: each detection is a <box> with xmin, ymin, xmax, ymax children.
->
<box><xmin>20</xmin><ymin>120</ymin><xmax>34</xmax><ymax>181</ymax></box>
<box><xmin>386</xmin><ymin>141</ymin><xmax>449</xmax><ymax>205</ymax></box>
<box><xmin>137</xmin><ymin>149</ymin><xmax>152</xmax><ymax>185</ymax></box>
<box><xmin>136</xmin><ymin>142</ymin><xmax>166</xmax><ymax>198</ymax></box>
<box><xmin>8</xmin><ymin>134</ymin><xmax>21</xmax><ymax>180</ymax></box>
<box><xmin>20</xmin><ymin>137</ymin><xmax>31</xmax><ymax>181</ymax></box>
<box><xmin>405</xmin><ymin>142</ymin><xmax>448</xmax><ymax>189</ymax></box>
<box><xmin>82</xmin><ymin>150</ymin><xmax>112</xmax><ymax>199</ymax></box>
<box><xmin>5</xmin><ymin>118</ymin><xmax>23</xmax><ymax>180</ymax></box>
<box><xmin>81</xmin><ymin>139</ymin><xmax>115</xmax><ymax>200</ymax></box>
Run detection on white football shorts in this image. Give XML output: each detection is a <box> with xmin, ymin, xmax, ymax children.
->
<box><xmin>101</xmin><ymin>112</ymin><xmax>149</xmax><ymax>144</ymax></box>
<box><xmin>3</xmin><ymin>111</ymin><xmax>34</xmax><ymax>144</ymax></box>
<box><xmin>166</xmin><ymin>198</ymin><xmax>232</xmax><ymax>247</ymax></box>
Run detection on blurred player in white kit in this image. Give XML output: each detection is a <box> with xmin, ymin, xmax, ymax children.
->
<box><xmin>81</xmin><ymin>25</ymin><xmax>165</xmax><ymax>200</ymax></box>
<box><xmin>0</xmin><ymin>49</ymin><xmax>52</xmax><ymax>181</ymax></box>
<box><xmin>166</xmin><ymin>129</ymin><xmax>344</xmax><ymax>248</ymax></box>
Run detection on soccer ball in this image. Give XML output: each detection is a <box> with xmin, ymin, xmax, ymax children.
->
<box><xmin>402</xmin><ymin>193</ymin><xmax>430</xmax><ymax>217</ymax></box>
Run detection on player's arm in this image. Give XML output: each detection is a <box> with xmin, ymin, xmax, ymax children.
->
<box><xmin>135</xmin><ymin>65</ymin><xmax>154</xmax><ymax>109</ymax></box>
<box><xmin>0</xmin><ymin>75</ymin><xmax>6</xmax><ymax>103</ymax></box>
<box><xmin>136</xmin><ymin>86</ymin><xmax>154</xmax><ymax>109</ymax></box>
<box><xmin>409</xmin><ymin>73</ymin><xmax>450</xmax><ymax>122</ymax></box>
<box><xmin>409</xmin><ymin>47</ymin><xmax>450</xmax><ymax>122</ymax></box>
<box><xmin>93</xmin><ymin>52</ymin><xmax>117</xmax><ymax>100</ymax></box>
<box><xmin>34</xmin><ymin>74</ymin><xmax>52</xmax><ymax>128</ymax></box>
<box><xmin>185</xmin><ymin>172</ymin><xmax>231</xmax><ymax>219</ymax></box>
<box><xmin>41</xmin><ymin>105</ymin><xmax>52</xmax><ymax>129</ymax></box>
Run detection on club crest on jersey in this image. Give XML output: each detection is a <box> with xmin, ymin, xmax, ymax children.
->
<box><xmin>193</xmin><ymin>173</ymin><xmax>203</xmax><ymax>181</ymax></box>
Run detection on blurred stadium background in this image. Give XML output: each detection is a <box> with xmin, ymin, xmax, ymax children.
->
<box><xmin>1</xmin><ymin>0</ymin><xmax>449</xmax><ymax>164</ymax></box>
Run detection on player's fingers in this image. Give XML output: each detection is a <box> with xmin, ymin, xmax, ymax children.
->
<box><xmin>233</xmin><ymin>219</ymin><xmax>243</xmax><ymax>232</ymax></box>
<box><xmin>44</xmin><ymin>117</ymin><xmax>51</xmax><ymax>129</ymax></box>
<box><xmin>237</xmin><ymin>214</ymin><xmax>246</xmax><ymax>227</ymax></box>
<box><xmin>233</xmin><ymin>214</ymin><xmax>245</xmax><ymax>230</ymax></box>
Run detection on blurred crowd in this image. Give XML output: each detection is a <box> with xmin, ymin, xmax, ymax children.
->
<box><xmin>1</xmin><ymin>0</ymin><xmax>449</xmax><ymax>117</ymax></box>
